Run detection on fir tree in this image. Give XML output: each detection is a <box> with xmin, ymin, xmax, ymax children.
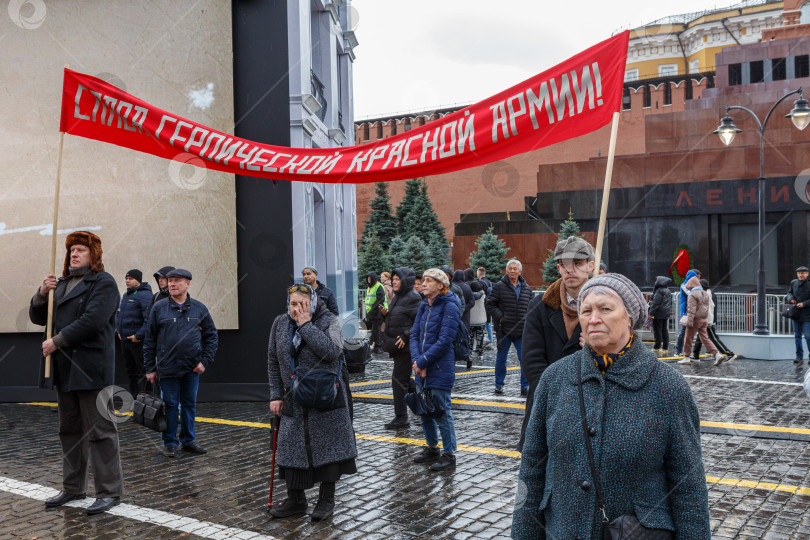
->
<box><xmin>401</xmin><ymin>234</ymin><xmax>429</xmax><ymax>276</ymax></box>
<box><xmin>403</xmin><ymin>182</ymin><xmax>446</xmax><ymax>243</ymax></box>
<box><xmin>396</xmin><ymin>179</ymin><xmax>423</xmax><ymax>230</ymax></box>
<box><xmin>358</xmin><ymin>229</ymin><xmax>391</xmax><ymax>288</ymax></box>
<box><xmin>388</xmin><ymin>235</ymin><xmax>408</xmax><ymax>269</ymax></box>
<box><xmin>361</xmin><ymin>182</ymin><xmax>397</xmax><ymax>247</ymax></box>
<box><xmin>469</xmin><ymin>226</ymin><xmax>510</xmax><ymax>280</ymax></box>
<box><xmin>427</xmin><ymin>233</ymin><xmax>447</xmax><ymax>268</ymax></box>
<box><xmin>542</xmin><ymin>212</ymin><xmax>584</xmax><ymax>284</ymax></box>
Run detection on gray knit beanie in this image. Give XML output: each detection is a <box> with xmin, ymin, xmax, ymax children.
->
<box><xmin>578</xmin><ymin>273</ymin><xmax>646</xmax><ymax>330</ymax></box>
<box><xmin>302</xmin><ymin>266</ymin><xmax>318</xmax><ymax>275</ymax></box>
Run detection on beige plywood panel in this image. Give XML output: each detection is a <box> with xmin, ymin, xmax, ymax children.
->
<box><xmin>1</xmin><ymin>0</ymin><xmax>238</xmax><ymax>332</ymax></box>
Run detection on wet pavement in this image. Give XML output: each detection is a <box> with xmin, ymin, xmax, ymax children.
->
<box><xmin>1</xmin><ymin>341</ymin><xmax>810</xmax><ymax>539</ymax></box>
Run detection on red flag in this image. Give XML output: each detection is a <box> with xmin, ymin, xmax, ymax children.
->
<box><xmin>60</xmin><ymin>31</ymin><xmax>629</xmax><ymax>184</ymax></box>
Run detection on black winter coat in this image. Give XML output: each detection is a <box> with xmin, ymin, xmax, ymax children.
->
<box><xmin>382</xmin><ymin>267</ymin><xmax>421</xmax><ymax>356</ymax></box>
<box><xmin>648</xmin><ymin>276</ymin><xmax>673</xmax><ymax>319</ymax></box>
<box><xmin>518</xmin><ymin>278</ymin><xmax>582</xmax><ymax>451</ymax></box>
<box><xmin>486</xmin><ymin>274</ymin><xmax>533</xmax><ymax>338</ymax></box>
<box><xmin>453</xmin><ymin>270</ymin><xmax>476</xmax><ymax>328</ymax></box>
<box><xmin>29</xmin><ymin>271</ymin><xmax>120</xmax><ymax>391</ymax></box>
<box><xmin>116</xmin><ymin>281</ymin><xmax>153</xmax><ymax>340</ymax></box>
<box><xmin>788</xmin><ymin>278</ymin><xmax>810</xmax><ymax>322</ymax></box>
<box><xmin>315</xmin><ymin>281</ymin><xmax>339</xmax><ymax>316</ymax></box>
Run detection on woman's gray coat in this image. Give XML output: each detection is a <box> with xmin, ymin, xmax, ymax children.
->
<box><xmin>512</xmin><ymin>337</ymin><xmax>710</xmax><ymax>539</ymax></box>
<box><xmin>267</xmin><ymin>302</ymin><xmax>357</xmax><ymax>470</ymax></box>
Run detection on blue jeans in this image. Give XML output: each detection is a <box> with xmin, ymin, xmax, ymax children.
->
<box><xmin>675</xmin><ymin>325</ymin><xmax>686</xmax><ymax>355</ymax></box>
<box><xmin>417</xmin><ymin>386</ymin><xmax>456</xmax><ymax>454</ymax></box>
<box><xmin>160</xmin><ymin>372</ymin><xmax>200</xmax><ymax>447</ymax></box>
<box><xmin>495</xmin><ymin>335</ymin><xmax>529</xmax><ymax>389</ymax></box>
<box><xmin>794</xmin><ymin>320</ymin><xmax>810</xmax><ymax>359</ymax></box>
<box><xmin>485</xmin><ymin>321</ymin><xmax>493</xmax><ymax>343</ymax></box>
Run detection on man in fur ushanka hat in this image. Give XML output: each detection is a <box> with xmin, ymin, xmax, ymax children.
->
<box><xmin>29</xmin><ymin>231</ymin><xmax>124</xmax><ymax>515</ymax></box>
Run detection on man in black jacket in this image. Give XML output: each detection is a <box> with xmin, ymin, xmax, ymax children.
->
<box><xmin>302</xmin><ymin>266</ymin><xmax>339</xmax><ymax>316</ymax></box>
<box><xmin>364</xmin><ymin>272</ymin><xmax>387</xmax><ymax>354</ymax></box>
<box><xmin>29</xmin><ymin>231</ymin><xmax>124</xmax><ymax>515</ymax></box>
<box><xmin>145</xmin><ymin>269</ymin><xmax>218</xmax><ymax>457</ymax></box>
<box><xmin>116</xmin><ymin>269</ymin><xmax>152</xmax><ymax>397</ymax></box>
<box><xmin>486</xmin><ymin>259</ymin><xmax>533</xmax><ymax>395</ymax></box>
<box><xmin>518</xmin><ymin>237</ymin><xmax>594</xmax><ymax>451</ymax></box>
<box><xmin>150</xmin><ymin>266</ymin><xmax>175</xmax><ymax>308</ymax></box>
<box><xmin>380</xmin><ymin>267</ymin><xmax>421</xmax><ymax>429</ymax></box>
<box><xmin>788</xmin><ymin>265</ymin><xmax>810</xmax><ymax>363</ymax></box>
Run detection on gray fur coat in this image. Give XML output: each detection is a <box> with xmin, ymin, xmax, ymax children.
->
<box><xmin>267</xmin><ymin>301</ymin><xmax>357</xmax><ymax>470</ymax></box>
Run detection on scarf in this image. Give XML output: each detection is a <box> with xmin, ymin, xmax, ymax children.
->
<box><xmin>558</xmin><ymin>281</ymin><xmax>579</xmax><ymax>339</ymax></box>
<box><xmin>591</xmin><ymin>334</ymin><xmax>634</xmax><ymax>374</ymax></box>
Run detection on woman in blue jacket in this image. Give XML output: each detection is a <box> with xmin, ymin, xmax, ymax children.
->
<box><xmin>409</xmin><ymin>268</ymin><xmax>460</xmax><ymax>472</ymax></box>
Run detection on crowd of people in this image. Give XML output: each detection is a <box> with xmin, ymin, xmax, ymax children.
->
<box><xmin>35</xmin><ymin>230</ymin><xmax>810</xmax><ymax>536</ymax></box>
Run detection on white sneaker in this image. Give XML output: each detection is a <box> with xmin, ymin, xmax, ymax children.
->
<box><xmin>713</xmin><ymin>353</ymin><xmax>726</xmax><ymax>366</ymax></box>
<box><xmin>677</xmin><ymin>356</ymin><xmax>691</xmax><ymax>365</ymax></box>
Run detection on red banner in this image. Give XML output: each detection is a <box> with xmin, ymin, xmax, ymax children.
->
<box><xmin>60</xmin><ymin>31</ymin><xmax>628</xmax><ymax>184</ymax></box>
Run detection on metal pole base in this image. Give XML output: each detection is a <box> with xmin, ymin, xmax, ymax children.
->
<box><xmin>752</xmin><ymin>324</ymin><xmax>770</xmax><ymax>336</ymax></box>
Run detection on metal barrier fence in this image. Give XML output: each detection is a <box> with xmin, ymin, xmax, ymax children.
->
<box><xmin>642</xmin><ymin>291</ymin><xmax>794</xmax><ymax>336</ymax></box>
<box><xmin>361</xmin><ymin>288</ymin><xmax>795</xmax><ymax>335</ymax></box>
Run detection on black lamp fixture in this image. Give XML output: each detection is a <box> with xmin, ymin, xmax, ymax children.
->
<box><xmin>712</xmin><ymin>87</ymin><xmax>807</xmax><ymax>336</ymax></box>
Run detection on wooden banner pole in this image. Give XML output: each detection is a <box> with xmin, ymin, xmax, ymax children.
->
<box><xmin>45</xmin><ymin>131</ymin><xmax>65</xmax><ymax>378</ymax></box>
<box><xmin>593</xmin><ymin>111</ymin><xmax>621</xmax><ymax>275</ymax></box>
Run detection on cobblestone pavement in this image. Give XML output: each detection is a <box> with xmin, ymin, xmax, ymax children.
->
<box><xmin>2</xmin><ymin>342</ymin><xmax>810</xmax><ymax>539</ymax></box>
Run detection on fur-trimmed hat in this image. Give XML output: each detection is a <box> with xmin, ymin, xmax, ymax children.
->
<box><xmin>63</xmin><ymin>231</ymin><xmax>103</xmax><ymax>277</ymax></box>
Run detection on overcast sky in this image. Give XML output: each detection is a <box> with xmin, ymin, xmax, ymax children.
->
<box><xmin>352</xmin><ymin>0</ymin><xmax>734</xmax><ymax>119</ymax></box>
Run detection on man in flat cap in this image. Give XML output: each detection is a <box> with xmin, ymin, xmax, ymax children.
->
<box><xmin>144</xmin><ymin>268</ymin><xmax>218</xmax><ymax>457</ymax></box>
<box><xmin>518</xmin><ymin>236</ymin><xmax>595</xmax><ymax>451</ymax></box>
<box><xmin>29</xmin><ymin>231</ymin><xmax>124</xmax><ymax>515</ymax></box>
<box><xmin>788</xmin><ymin>265</ymin><xmax>810</xmax><ymax>364</ymax></box>
<box><xmin>302</xmin><ymin>266</ymin><xmax>339</xmax><ymax>316</ymax></box>
<box><xmin>116</xmin><ymin>269</ymin><xmax>152</xmax><ymax>398</ymax></box>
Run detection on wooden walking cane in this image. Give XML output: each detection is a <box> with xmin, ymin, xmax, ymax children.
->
<box><xmin>593</xmin><ymin>111</ymin><xmax>621</xmax><ymax>273</ymax></box>
<box><xmin>266</xmin><ymin>414</ymin><xmax>280</xmax><ymax>509</ymax></box>
<box><xmin>44</xmin><ymin>131</ymin><xmax>65</xmax><ymax>379</ymax></box>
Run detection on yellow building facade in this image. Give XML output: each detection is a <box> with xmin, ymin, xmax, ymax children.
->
<box><xmin>625</xmin><ymin>0</ymin><xmax>784</xmax><ymax>81</ymax></box>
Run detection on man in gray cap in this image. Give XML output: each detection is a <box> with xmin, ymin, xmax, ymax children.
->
<box><xmin>302</xmin><ymin>266</ymin><xmax>339</xmax><ymax>316</ymax></box>
<box><xmin>518</xmin><ymin>236</ymin><xmax>594</xmax><ymax>451</ymax></box>
<box><xmin>788</xmin><ymin>266</ymin><xmax>810</xmax><ymax>364</ymax></box>
<box><xmin>144</xmin><ymin>268</ymin><xmax>218</xmax><ymax>457</ymax></box>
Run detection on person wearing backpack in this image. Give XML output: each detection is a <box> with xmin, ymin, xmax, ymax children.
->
<box><xmin>486</xmin><ymin>259</ymin><xmax>533</xmax><ymax>395</ymax></box>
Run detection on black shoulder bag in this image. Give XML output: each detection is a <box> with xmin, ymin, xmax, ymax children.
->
<box><xmin>289</xmin><ymin>342</ymin><xmax>343</xmax><ymax>410</ymax></box>
<box><xmin>577</xmin><ymin>355</ymin><xmax>674</xmax><ymax>540</ymax></box>
<box><xmin>132</xmin><ymin>380</ymin><xmax>167</xmax><ymax>433</ymax></box>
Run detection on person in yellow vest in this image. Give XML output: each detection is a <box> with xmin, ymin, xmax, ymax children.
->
<box><xmin>365</xmin><ymin>272</ymin><xmax>388</xmax><ymax>354</ymax></box>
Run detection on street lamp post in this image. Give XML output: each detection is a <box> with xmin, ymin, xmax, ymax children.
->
<box><xmin>714</xmin><ymin>88</ymin><xmax>810</xmax><ymax>335</ymax></box>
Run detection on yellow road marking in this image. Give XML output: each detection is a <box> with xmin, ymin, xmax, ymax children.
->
<box><xmin>705</xmin><ymin>476</ymin><xmax>810</xmax><ymax>495</ymax></box>
<box><xmin>11</xmin><ymin>403</ymin><xmax>810</xmax><ymax>495</ymax></box>
<box><xmin>349</xmin><ymin>366</ymin><xmax>520</xmax><ymax>388</ymax></box>
<box><xmin>351</xmin><ymin>393</ymin><xmax>526</xmax><ymax>409</ymax></box>
<box><xmin>701</xmin><ymin>421</ymin><xmax>810</xmax><ymax>436</ymax></box>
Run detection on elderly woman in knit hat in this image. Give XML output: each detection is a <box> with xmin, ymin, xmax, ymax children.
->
<box><xmin>512</xmin><ymin>273</ymin><xmax>711</xmax><ymax>539</ymax></box>
<box><xmin>409</xmin><ymin>268</ymin><xmax>461</xmax><ymax>472</ymax></box>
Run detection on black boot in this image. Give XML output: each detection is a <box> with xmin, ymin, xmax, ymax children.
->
<box><xmin>270</xmin><ymin>486</ymin><xmax>307</xmax><ymax>518</ymax></box>
<box><xmin>311</xmin><ymin>482</ymin><xmax>335</xmax><ymax>521</ymax></box>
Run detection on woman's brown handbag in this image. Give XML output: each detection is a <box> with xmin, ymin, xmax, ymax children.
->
<box><xmin>577</xmin><ymin>355</ymin><xmax>675</xmax><ymax>540</ymax></box>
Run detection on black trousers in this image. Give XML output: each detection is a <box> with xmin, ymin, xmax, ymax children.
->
<box><xmin>469</xmin><ymin>325</ymin><xmax>485</xmax><ymax>353</ymax></box>
<box><xmin>57</xmin><ymin>389</ymin><xmax>124</xmax><ymax>498</ymax></box>
<box><xmin>652</xmin><ymin>318</ymin><xmax>669</xmax><ymax>350</ymax></box>
<box><xmin>391</xmin><ymin>351</ymin><xmax>415</xmax><ymax>418</ymax></box>
<box><xmin>120</xmin><ymin>339</ymin><xmax>145</xmax><ymax>397</ymax></box>
<box><xmin>369</xmin><ymin>318</ymin><xmax>382</xmax><ymax>349</ymax></box>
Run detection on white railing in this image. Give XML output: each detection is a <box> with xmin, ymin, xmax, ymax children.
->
<box><xmin>642</xmin><ymin>291</ymin><xmax>794</xmax><ymax>336</ymax></box>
